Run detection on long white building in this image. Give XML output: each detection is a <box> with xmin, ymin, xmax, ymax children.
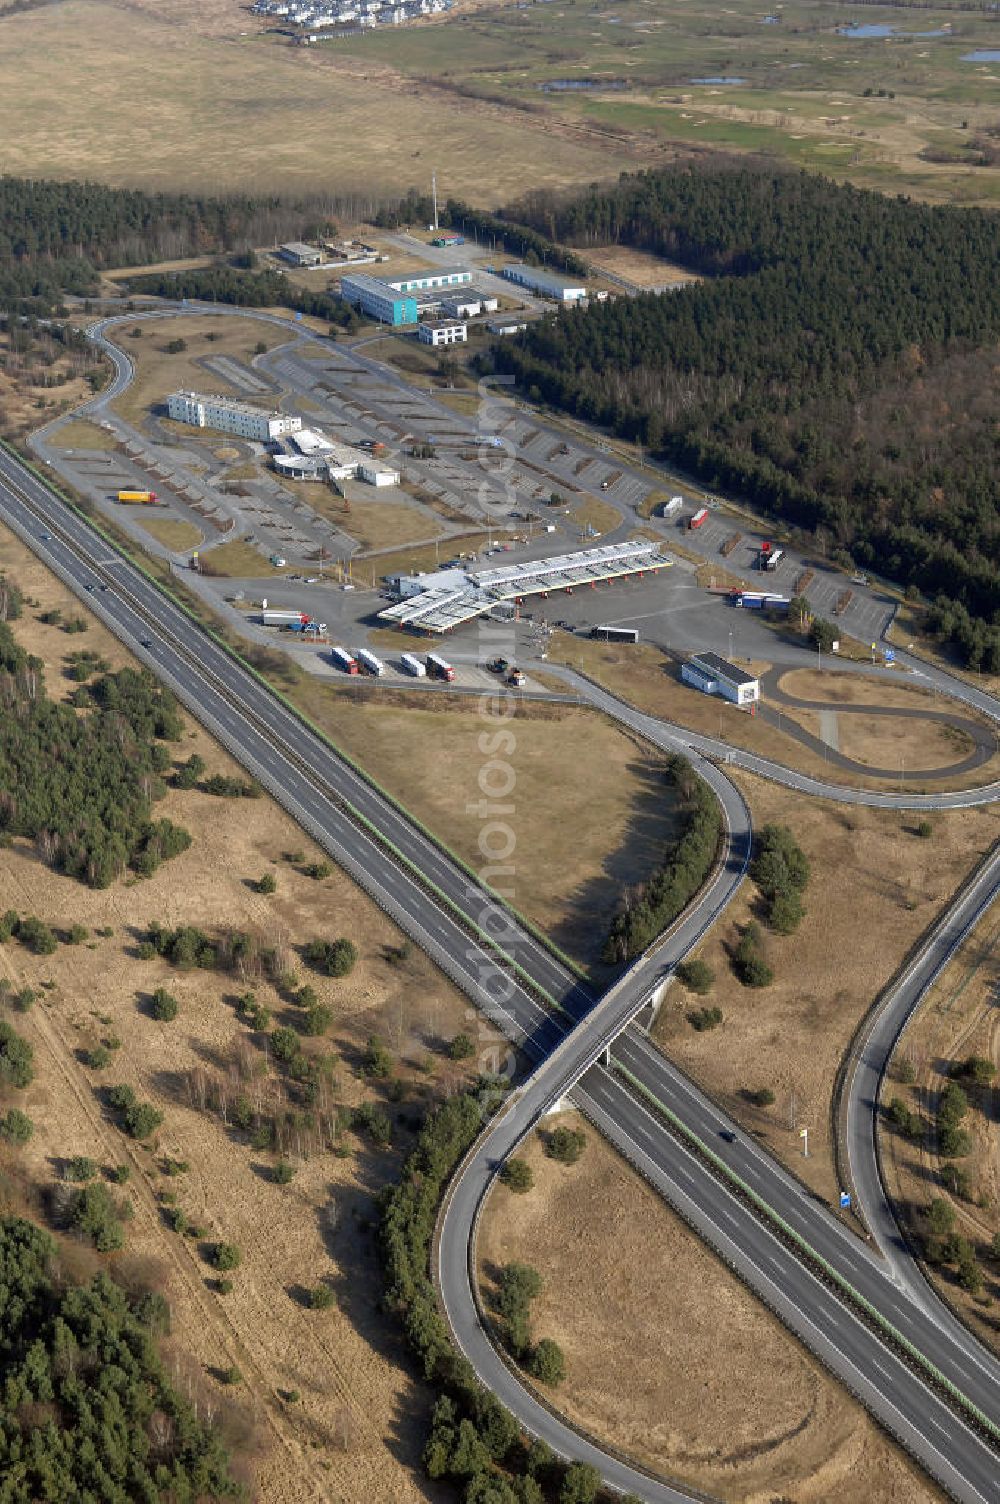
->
<box><xmin>167</xmin><ymin>391</ymin><xmax>302</xmax><ymax>442</ymax></box>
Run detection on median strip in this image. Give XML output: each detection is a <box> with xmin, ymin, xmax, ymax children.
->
<box><xmin>612</xmin><ymin>1061</ymin><xmax>1000</xmax><ymax>1452</ymax></box>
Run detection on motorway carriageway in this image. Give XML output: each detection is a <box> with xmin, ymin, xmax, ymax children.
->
<box><xmin>2</xmin><ymin>444</ymin><xmax>1000</xmax><ymax>1502</ymax></box>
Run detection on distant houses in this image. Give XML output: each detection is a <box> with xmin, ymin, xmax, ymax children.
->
<box><xmin>250</xmin><ymin>0</ymin><xmax>452</xmax><ymax>34</ymax></box>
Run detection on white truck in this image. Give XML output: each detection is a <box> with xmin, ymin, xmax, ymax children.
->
<box><xmin>357</xmin><ymin>648</ymin><xmax>384</xmax><ymax>677</ymax></box>
<box><xmin>661</xmin><ymin>495</ymin><xmax>684</xmax><ymax>519</ymax></box>
<box><xmin>400</xmin><ymin>652</ymin><xmax>427</xmax><ymax>678</ymax></box>
<box><xmin>331</xmin><ymin>646</ymin><xmax>359</xmax><ymax>675</ymax></box>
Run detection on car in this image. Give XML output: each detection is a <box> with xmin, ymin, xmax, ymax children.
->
<box><xmin>719</xmin><ymin>1128</ymin><xmax>736</xmax><ymax>1144</ymax></box>
<box><xmin>342</xmin><ymin>583</ymin><xmax>355</xmax><ymax>591</ymax></box>
<box><xmin>84</xmin><ymin>583</ymin><xmax>95</xmax><ymax>592</ymax></box>
<box><xmin>139</xmin><ymin>637</ymin><xmax>152</xmax><ymax>649</ymax></box>
<box><xmin>305</xmin><ymin>576</ymin><xmax>319</xmax><ymax>584</ymax></box>
<box><xmin>40</xmin><ymin>531</ymin><xmax>51</xmax><ymax>541</ymax></box>
<box><xmin>486</xmin><ymin>657</ymin><xmax>508</xmax><ymax>674</ymax></box>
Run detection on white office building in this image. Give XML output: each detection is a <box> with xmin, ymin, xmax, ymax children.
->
<box><xmin>383</xmin><ymin>265</ymin><xmax>473</xmax><ymax>293</ymax></box>
<box><xmin>418</xmin><ymin>320</ymin><xmax>467</xmax><ymax>347</ymax></box>
<box><xmin>167</xmin><ymin>391</ymin><xmax>302</xmax><ymax>442</ymax></box>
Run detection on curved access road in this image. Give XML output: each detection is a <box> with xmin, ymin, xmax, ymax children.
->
<box><xmin>9</xmin><ymin>315</ymin><xmax>1000</xmax><ymax>1501</ymax></box>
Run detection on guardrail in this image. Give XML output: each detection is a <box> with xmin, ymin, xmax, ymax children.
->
<box><xmin>614</xmin><ymin>1062</ymin><xmax>1000</xmax><ymax>1453</ymax></box>
<box><xmin>0</xmin><ymin>435</ymin><xmax>588</xmax><ymax>990</ymax></box>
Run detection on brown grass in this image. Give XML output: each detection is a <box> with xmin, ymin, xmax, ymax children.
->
<box><xmin>199</xmin><ymin>540</ymin><xmax>290</xmax><ymax>578</ymax></box>
<box><xmin>584</xmin><ymin>244</ymin><xmax>703</xmax><ymax>289</ymax></box>
<box><xmin>836</xmin><ymin>715</ymin><xmax>975</xmax><ymax>773</ymax></box>
<box><xmin>0</xmin><ymin>1</ymin><xmax>635</xmax><ymax>198</ymax></box>
<box><xmin>571</xmin><ymin>495</ymin><xmax>622</xmax><ymax>536</ymax></box>
<box><xmin>554</xmin><ymin>634</ymin><xmax>1000</xmax><ymax>792</ymax></box>
<box><xmin>281</xmin><ymin>684</ymin><xmax>682</xmax><ymax>968</ymax></box>
<box><xmin>110</xmin><ymin>316</ymin><xmax>286</xmax><ymax>427</ymax></box>
<box><xmin>52</xmin><ymin>419</ymin><xmax>119</xmax><ymax>451</ymax></box>
<box><xmin>0</xmin><ymin>520</ymin><xmax>468</xmax><ymax>1504</ymax></box>
<box><xmin>477</xmin><ymin>1112</ymin><xmax>942</xmax><ymax>1503</ymax></box>
<box><xmin>651</xmin><ymin>770</ymin><xmax>1000</xmax><ymax>1204</ymax></box>
<box><xmin>880</xmin><ymin>912</ymin><xmax>1000</xmax><ymax>1355</ymax></box>
<box><xmin>133</xmin><ymin>515</ymin><xmax>204</xmax><ymax>551</ymax></box>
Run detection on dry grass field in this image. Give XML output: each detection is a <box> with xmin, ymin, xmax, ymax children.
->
<box><xmin>284</xmin><ymin>685</ymin><xmax>682</xmax><ymax>969</ymax></box>
<box><xmin>132</xmin><ymin>514</ymin><xmax>204</xmax><ymax>551</ymax></box>
<box><xmin>52</xmin><ymin>418</ymin><xmax>119</xmax><ymax>451</ymax></box>
<box><xmin>584</xmin><ymin>244</ymin><xmax>703</xmax><ymax>289</ymax></box>
<box><xmin>652</xmin><ymin>770</ymin><xmax>1000</xmax><ymax>1204</ymax></box>
<box><xmin>0</xmin><ymin>521</ymin><xmax>477</xmax><ymax>1504</ymax></box>
<box><xmin>477</xmin><ymin>1113</ymin><xmax>942</xmax><ymax>1503</ymax></box>
<box><xmin>110</xmin><ymin>316</ymin><xmax>286</xmax><ymax>427</ymax></box>
<box><xmin>0</xmin><ymin>0</ymin><xmax>636</xmax><ymax>199</ymax></box>
<box><xmin>554</xmin><ymin>634</ymin><xmax>1000</xmax><ymax>791</ymax></box>
<box><xmin>880</xmin><ymin>909</ymin><xmax>1000</xmax><ymax>1355</ymax></box>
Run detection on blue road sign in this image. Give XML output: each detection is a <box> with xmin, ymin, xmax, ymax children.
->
<box><xmin>884</xmin><ymin>647</ymin><xmax>895</xmax><ymax>664</ymax></box>
<box><xmin>295</xmin><ymin>311</ymin><xmax>303</xmax><ymax>322</ymax></box>
<box><xmin>839</xmin><ymin>1191</ymin><xmax>852</xmax><ymax>1209</ymax></box>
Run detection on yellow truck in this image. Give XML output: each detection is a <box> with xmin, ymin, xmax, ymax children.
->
<box><xmin>116</xmin><ymin>490</ymin><xmax>159</xmax><ymax>505</ymax></box>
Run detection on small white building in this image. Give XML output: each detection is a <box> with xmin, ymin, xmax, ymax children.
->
<box><xmin>681</xmin><ymin>652</ymin><xmax>759</xmax><ymax>706</ymax></box>
<box><xmin>278</xmin><ymin>241</ymin><xmax>323</xmax><ymax>267</ymax></box>
<box><xmin>167</xmin><ymin>391</ymin><xmax>302</xmax><ymax>442</ymax></box>
<box><xmin>487</xmin><ymin>318</ymin><xmax>528</xmax><ymax>337</ymax></box>
<box><xmin>441</xmin><ymin>297</ymin><xmax>481</xmax><ymax>319</ymax></box>
<box><xmin>418</xmin><ymin>319</ymin><xmax>467</xmax><ymax>348</ymax></box>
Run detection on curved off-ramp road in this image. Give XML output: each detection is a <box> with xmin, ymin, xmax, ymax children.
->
<box><xmin>8</xmin><ymin>306</ymin><xmax>1000</xmax><ymax>1501</ymax></box>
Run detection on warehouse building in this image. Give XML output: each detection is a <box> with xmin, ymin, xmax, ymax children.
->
<box><xmin>681</xmin><ymin>653</ymin><xmax>760</xmax><ymax>706</ymax></box>
<box><xmin>487</xmin><ymin>318</ymin><xmax>528</xmax><ymax>337</ymax></box>
<box><xmin>418</xmin><ymin>319</ymin><xmax>467</xmax><ymax>348</ymax></box>
<box><xmin>502</xmin><ymin>263</ymin><xmax>587</xmax><ymax>303</ymax></box>
<box><xmin>167</xmin><ymin>391</ymin><xmax>302</xmax><ymax>442</ymax></box>
<box><xmin>383</xmin><ymin>265</ymin><xmax>473</xmax><ymax>294</ymax></box>
<box><xmin>340</xmin><ymin>273</ymin><xmax>418</xmax><ymax>325</ymax></box>
<box><xmin>273</xmin><ymin>428</ymin><xmax>400</xmax><ymax>486</ymax></box>
<box><xmin>278</xmin><ymin>242</ymin><xmax>323</xmax><ymax>267</ymax></box>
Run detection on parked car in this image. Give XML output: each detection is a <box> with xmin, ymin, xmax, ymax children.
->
<box><xmin>486</xmin><ymin>657</ymin><xmax>508</xmax><ymax>674</ymax></box>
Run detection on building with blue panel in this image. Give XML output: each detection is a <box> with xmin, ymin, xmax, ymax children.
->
<box><xmin>339</xmin><ymin>273</ymin><xmax>418</xmax><ymax>325</ymax></box>
<box><xmin>383</xmin><ymin>266</ymin><xmax>473</xmax><ymax>294</ymax></box>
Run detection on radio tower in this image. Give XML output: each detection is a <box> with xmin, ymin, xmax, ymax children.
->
<box><xmin>432</xmin><ymin>171</ymin><xmax>439</xmax><ymax>232</ymax></box>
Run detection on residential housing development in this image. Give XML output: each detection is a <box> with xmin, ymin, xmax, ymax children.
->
<box><xmin>167</xmin><ymin>391</ymin><xmax>302</xmax><ymax>442</ymax></box>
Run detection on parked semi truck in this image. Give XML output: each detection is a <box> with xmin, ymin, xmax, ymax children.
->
<box><xmin>261</xmin><ymin>610</ymin><xmax>308</xmax><ymax>626</ymax></box>
<box><xmin>730</xmin><ymin>590</ymin><xmax>789</xmax><ymax>611</ymax></box>
<box><xmin>400</xmin><ymin>652</ymin><xmax>427</xmax><ymax>678</ymax></box>
<box><xmin>661</xmin><ymin>495</ymin><xmax>683</xmax><ymax>519</ymax></box>
<box><xmin>357</xmin><ymin>648</ymin><xmax>384</xmax><ymax>677</ymax></box>
<box><xmin>426</xmin><ymin>652</ymin><xmax>455</xmax><ymax>682</ymax></box>
<box><xmin>689</xmin><ymin>507</ymin><xmax>709</xmax><ymax>529</ymax></box>
<box><xmin>116</xmin><ymin>490</ymin><xmax>158</xmax><ymax>505</ymax></box>
<box><xmin>331</xmin><ymin>646</ymin><xmax>359</xmax><ymax>674</ymax></box>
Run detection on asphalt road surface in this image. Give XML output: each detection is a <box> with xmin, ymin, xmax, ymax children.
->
<box><xmin>3</xmin><ymin>431</ymin><xmax>1000</xmax><ymax>1502</ymax></box>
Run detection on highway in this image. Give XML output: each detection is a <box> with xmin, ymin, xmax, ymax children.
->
<box><xmin>3</xmin><ymin>428</ymin><xmax>1000</xmax><ymax>1500</ymax></box>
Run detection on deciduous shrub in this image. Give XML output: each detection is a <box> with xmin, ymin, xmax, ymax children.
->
<box><xmin>499</xmin><ymin>1158</ymin><xmax>534</xmax><ymax>1194</ymax></box>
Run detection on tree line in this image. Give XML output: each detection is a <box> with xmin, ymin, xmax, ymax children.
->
<box><xmin>0</xmin><ymin>1215</ymin><xmax>244</xmax><ymax>1501</ymax></box>
<box><xmin>0</xmin><ymin>608</ymin><xmax>191</xmax><ymax>887</ymax></box>
<box><xmin>488</xmin><ymin>162</ymin><xmax>1000</xmax><ymax>667</ymax></box>
<box><xmin>603</xmin><ymin>754</ymin><xmax>721</xmax><ymax>963</ymax></box>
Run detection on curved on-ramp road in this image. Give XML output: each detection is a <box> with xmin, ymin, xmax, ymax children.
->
<box><xmin>8</xmin><ymin>308</ymin><xmax>1000</xmax><ymax>1503</ymax></box>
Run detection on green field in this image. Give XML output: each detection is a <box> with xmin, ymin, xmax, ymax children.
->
<box><xmin>335</xmin><ymin>0</ymin><xmax>1000</xmax><ymax>202</ymax></box>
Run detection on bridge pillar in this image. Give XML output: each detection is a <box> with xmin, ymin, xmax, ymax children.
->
<box><xmin>644</xmin><ymin>975</ymin><xmax>674</xmax><ymax>1033</ymax></box>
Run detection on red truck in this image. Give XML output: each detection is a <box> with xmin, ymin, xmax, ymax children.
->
<box><xmin>426</xmin><ymin>652</ymin><xmax>455</xmax><ymax>682</ymax></box>
<box><xmin>689</xmin><ymin>507</ymin><xmax>709</xmax><ymax>529</ymax></box>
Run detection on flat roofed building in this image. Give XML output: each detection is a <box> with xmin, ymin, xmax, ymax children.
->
<box><xmin>487</xmin><ymin>318</ymin><xmax>528</xmax><ymax>336</ymax></box>
<box><xmin>441</xmin><ymin>297</ymin><xmax>481</xmax><ymax>319</ymax></box>
<box><xmin>383</xmin><ymin>265</ymin><xmax>472</xmax><ymax>293</ymax></box>
<box><xmin>167</xmin><ymin>391</ymin><xmax>302</xmax><ymax>442</ymax></box>
<box><xmin>339</xmin><ymin>272</ymin><xmax>418</xmax><ymax>326</ymax></box>
<box><xmin>681</xmin><ymin>652</ymin><xmax>760</xmax><ymax>706</ymax></box>
<box><xmin>278</xmin><ymin>242</ymin><xmax>323</xmax><ymax>267</ymax></box>
<box><xmin>418</xmin><ymin>319</ymin><xmax>467</xmax><ymax>347</ymax></box>
<box><xmin>502</xmin><ymin>263</ymin><xmax>587</xmax><ymax>302</ymax></box>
